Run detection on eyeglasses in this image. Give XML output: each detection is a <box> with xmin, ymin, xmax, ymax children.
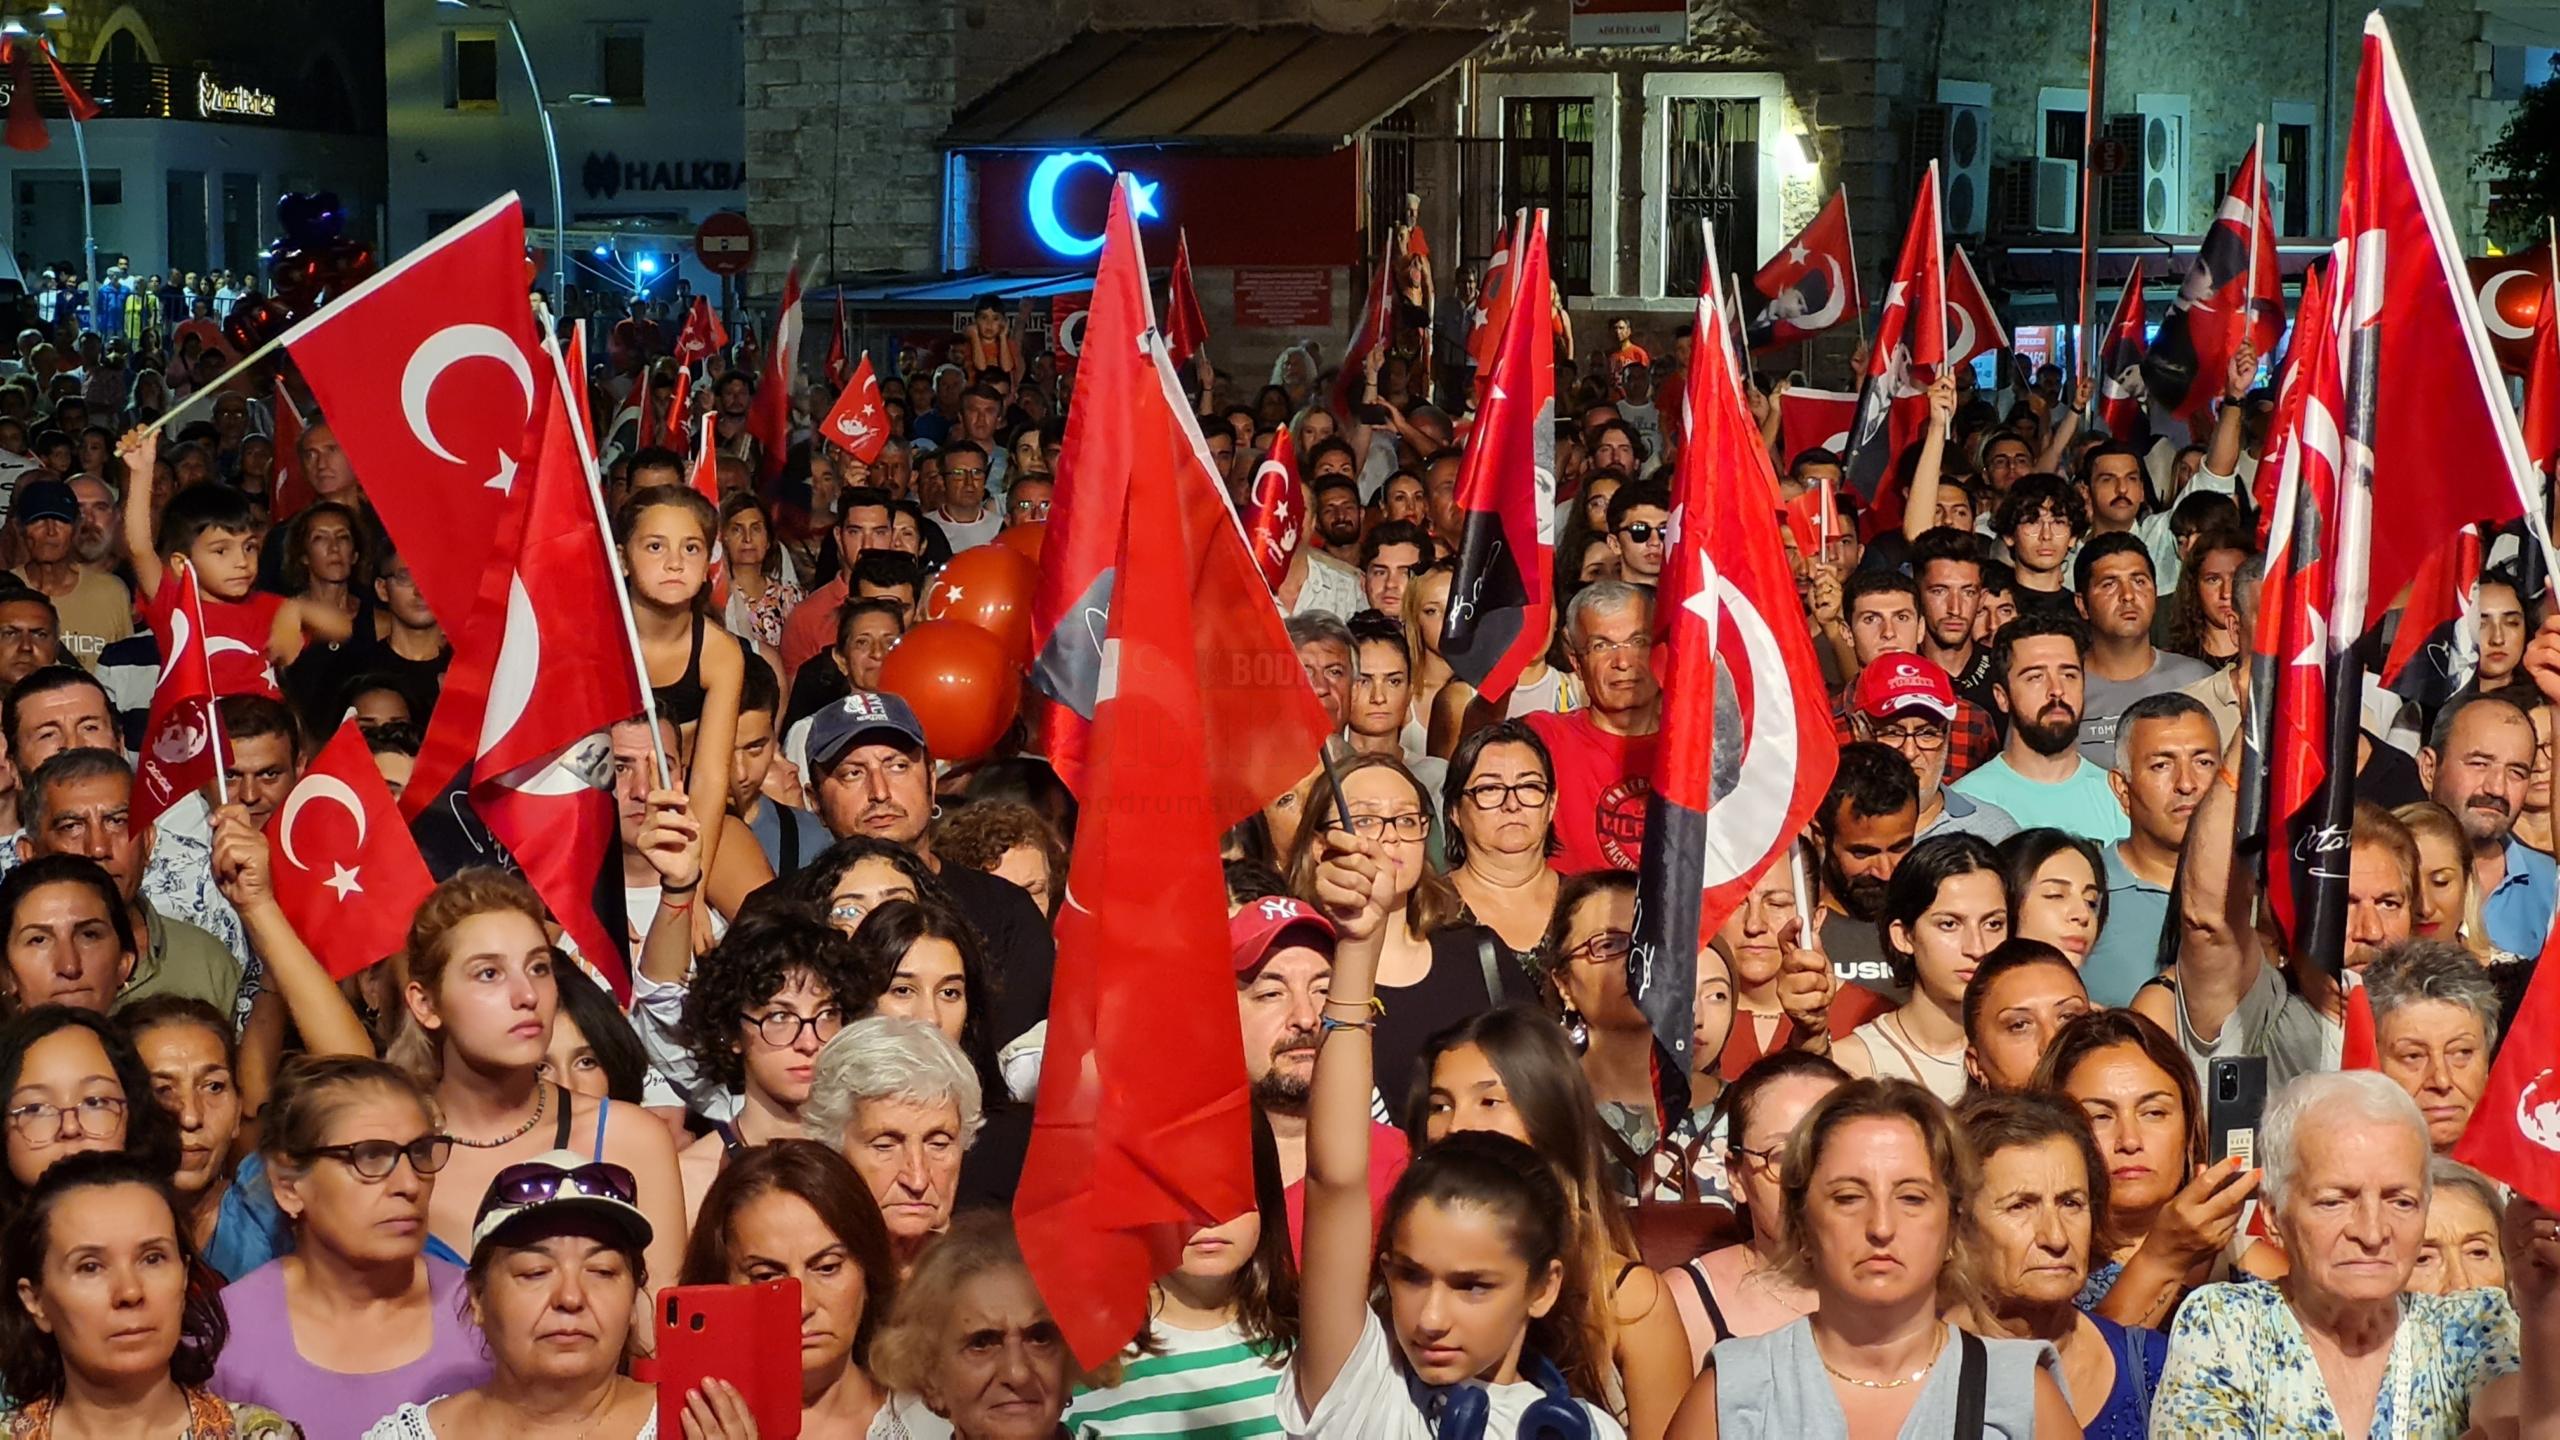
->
<box><xmin>1562</xmin><ymin>930</ymin><xmax>1634</xmax><ymax>964</ymax></box>
<box><xmin>6</xmin><ymin>1094</ymin><xmax>125</xmax><ymax>1141</ymax></box>
<box><xmin>1011</xmin><ymin>498</ymin><xmax>1051</xmax><ymax>520</ymax></box>
<box><xmin>478</xmin><ymin>1160</ymin><xmax>640</xmax><ymax>1223</ymax></box>
<box><xmin>748</xmin><ymin>1007</ymin><xmax>846</xmax><ymax>1048</ymax></box>
<box><xmin>945</xmin><ymin>467</ymin><xmax>988</xmax><ymax>482</ymax></box>
<box><xmin>1617</xmin><ymin>522</ymin><xmax>1663</xmax><ymax>544</ymax></box>
<box><xmin>1873</xmin><ymin>724</ymin><xmax>1948</xmax><ymax>751</ymax></box>
<box><xmin>1462</xmin><ymin>779</ymin><xmax>1553</xmax><ymax>810</ymax></box>
<box><xmin>1328</xmin><ymin>811</ymin><xmax>1432</xmax><ymax>841</ymax></box>
<box><xmin>1733</xmin><ymin>1141</ymin><xmax>1789</xmax><ymax>1176</ymax></box>
<box><xmin>304</xmin><ymin>1134</ymin><xmax>455</xmax><ymax>1181</ymax></box>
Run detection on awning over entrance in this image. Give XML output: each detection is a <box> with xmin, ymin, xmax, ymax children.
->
<box><xmin>941</xmin><ymin>26</ymin><xmax>1496</xmax><ymax>153</ymax></box>
<box><xmin>814</xmin><ymin>272</ymin><xmax>1112</xmax><ymax>308</ymax></box>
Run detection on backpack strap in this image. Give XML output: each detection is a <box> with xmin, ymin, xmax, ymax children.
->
<box><xmin>1953</xmin><ymin>1329</ymin><xmax>1987</xmax><ymax>1440</ymax></box>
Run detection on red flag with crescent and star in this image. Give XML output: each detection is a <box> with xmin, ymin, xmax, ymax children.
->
<box><xmin>674</xmin><ymin>295</ymin><xmax>727</xmax><ymax>369</ymax></box>
<box><xmin>134</xmin><ymin>561</ymin><xmax>225</xmax><ymax>829</ymax></box>
<box><xmin>820</xmin><ymin>353</ymin><xmax>889</xmax><ymax>465</ymax></box>
<box><xmin>268</xmin><ymin>378</ymin><xmax>312</xmax><ymax>524</ymax></box>
<box><xmin>661</xmin><ymin>366</ymin><xmax>693</xmax><ymax>453</ymax></box>
<box><xmin>1838</xmin><ymin>167</ymin><xmax>1944</xmax><ymax>529</ymax></box>
<box><xmin>279</xmin><ymin>195</ymin><xmax>551</xmax><ymax>638</ymax></box>
<box><xmin>266</xmin><ymin>721</ymin><xmax>437</xmax><ymax>981</ymax></box>
<box><xmin>1237</xmin><ymin>424</ymin><xmax>1303</xmax><ymax>594</ymax></box>
<box><xmin>1165</xmin><ymin>229</ymin><xmax>1209</xmax><ymax>371</ymax></box>
<box><xmin>1628</xmin><ymin>219</ymin><xmax>1838</xmax><ymax>1109</ymax></box>
<box><xmin>750</xmin><ymin>262</ymin><xmax>803</xmax><ymax>485</ymax></box>
<box><xmin>1748</xmin><ymin>189</ymin><xmax>1860</xmax><ymax>352</ymax></box>
<box><xmin>1944</xmin><ymin>245</ymin><xmax>2007</xmax><ymax>370</ymax></box>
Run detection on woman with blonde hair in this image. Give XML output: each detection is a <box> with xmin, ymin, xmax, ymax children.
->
<box><xmin>387</xmin><ymin>870</ymin><xmax>685</xmax><ymax>1319</ymax></box>
<box><xmin>2396</xmin><ymin>799</ymin><xmax>2506</xmax><ymax>958</ymax></box>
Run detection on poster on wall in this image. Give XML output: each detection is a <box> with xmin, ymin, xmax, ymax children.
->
<box><xmin>1569</xmin><ymin>0</ymin><xmax>1687</xmax><ymax>47</ymax></box>
<box><xmin>1233</xmin><ymin>268</ymin><xmax>1335</xmax><ymax>329</ymax></box>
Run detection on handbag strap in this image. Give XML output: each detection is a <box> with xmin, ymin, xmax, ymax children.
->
<box><xmin>1953</xmin><ymin>1330</ymin><xmax>1987</xmax><ymax>1440</ymax></box>
<box><xmin>1475</xmin><ymin>933</ymin><xmax>1503</xmax><ymax>1008</ymax></box>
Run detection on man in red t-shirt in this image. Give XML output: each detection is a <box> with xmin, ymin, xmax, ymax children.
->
<box><xmin>1525</xmin><ymin>579</ymin><xmax>1661</xmax><ymax>873</ymax></box>
<box><xmin>1231</xmin><ymin>893</ymin><xmax>1409</xmax><ymax>1255</ymax></box>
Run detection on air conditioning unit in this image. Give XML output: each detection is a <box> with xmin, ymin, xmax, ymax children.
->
<box><xmin>2033</xmin><ymin>157</ymin><xmax>2077</xmax><ymax>233</ymax></box>
<box><xmin>1910</xmin><ymin>102</ymin><xmax>1992</xmax><ymax>239</ymax></box>
<box><xmin>2103</xmin><ymin>108</ymin><xmax>2186</xmax><ymax>234</ymax></box>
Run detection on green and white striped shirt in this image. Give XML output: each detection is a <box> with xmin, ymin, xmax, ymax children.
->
<box><xmin>1064</xmin><ymin>1319</ymin><xmax>1287</xmax><ymax>1439</ymax></box>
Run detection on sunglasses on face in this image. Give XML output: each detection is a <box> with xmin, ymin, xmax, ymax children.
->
<box><xmin>1617</xmin><ymin>522</ymin><xmax>1663</xmax><ymax>544</ymax></box>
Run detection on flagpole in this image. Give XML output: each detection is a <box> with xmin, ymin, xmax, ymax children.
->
<box><xmin>542</xmin><ymin>336</ymin><xmax>677</xmax><ymax>792</ymax></box>
<box><xmin>184</xmin><ymin>561</ymin><xmax>231</xmax><ymax>809</ymax></box>
<box><xmin>2310</xmin><ymin>250</ymin><xmax>2383</xmax><ymax>981</ymax></box>
<box><xmin>1843</xmin><ymin>189</ymin><xmax>1867</xmax><ymax>349</ymax></box>
<box><xmin>2246</xmin><ymin>125</ymin><xmax>2265</xmax><ymax>334</ymax></box>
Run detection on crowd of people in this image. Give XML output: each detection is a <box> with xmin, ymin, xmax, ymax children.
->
<box><xmin>0</xmin><ymin>220</ymin><xmax>2540</xmax><ymax>1440</ymax></box>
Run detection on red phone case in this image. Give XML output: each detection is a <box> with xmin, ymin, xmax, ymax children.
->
<box><xmin>655</xmin><ymin>1279</ymin><xmax>804</xmax><ymax>1439</ymax></box>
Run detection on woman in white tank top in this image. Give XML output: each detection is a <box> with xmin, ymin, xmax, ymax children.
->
<box><xmin>1834</xmin><ymin>835</ymin><xmax>2010</xmax><ymax>1106</ymax></box>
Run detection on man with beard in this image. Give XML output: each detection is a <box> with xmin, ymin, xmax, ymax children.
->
<box><xmin>2072</xmin><ymin>532</ymin><xmax>2213</xmax><ymax>767</ymax></box>
<box><xmin>1311</xmin><ymin>473</ymin><xmax>1363</xmax><ymax>566</ymax></box>
<box><xmin>1952</xmin><ymin>612</ymin><xmax>2130</xmax><ymax>842</ymax></box>
<box><xmin>1226</xmin><ymin>889</ymin><xmax>1409</xmax><ymax>1250</ymax></box>
<box><xmin>2083</xmin><ymin>692</ymin><xmax>2221</xmax><ymax>1006</ymax></box>
<box><xmin>2417</xmin><ymin>692</ymin><xmax>2550</xmax><ymax>956</ymax></box>
<box><xmin>8</xmin><ymin>478</ymin><xmax>126</xmax><ymax>669</ymax></box>
<box><xmin>807</xmin><ymin>693</ymin><xmax>1056</xmax><ymax>1044</ymax></box>
<box><xmin>1812</xmin><ymin>742</ymin><xmax>1919</xmax><ymax>1015</ymax></box>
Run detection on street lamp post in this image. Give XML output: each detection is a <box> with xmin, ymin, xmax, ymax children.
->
<box><xmin>5</xmin><ymin>11</ymin><xmax>91</xmax><ymax>306</ymax></box>
<box><xmin>437</xmin><ymin>0</ymin><xmax>565</xmax><ymax>319</ymax></box>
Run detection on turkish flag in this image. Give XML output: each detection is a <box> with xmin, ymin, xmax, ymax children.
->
<box><xmin>1943</xmin><ymin>245</ymin><xmax>2008</xmax><ymax>370</ymax></box>
<box><xmin>1839</xmin><ymin>164</ymin><xmax>1945</xmax><ymax>518</ymax></box>
<box><xmin>2333</xmin><ymin>13</ymin><xmax>2545</xmax><ymax>644</ymax></box>
<box><xmin>1238</xmin><ymin>425</ymin><xmax>1304</xmax><ymax>594</ymax></box>
<box><xmin>661</xmin><ymin>367</ymin><xmax>693</xmax><ymax>454</ymax></box>
<box><xmin>36</xmin><ymin>42</ymin><xmax>99</xmax><ymax>124</ymax></box>
<box><xmin>2096</xmin><ymin>261</ymin><xmax>2151</xmax><ymax>442</ymax></box>
<box><xmin>690</xmin><ymin>417</ymin><xmax>728</xmax><ymax>613</ymax></box>
<box><xmin>2455</xmin><ymin>918</ymin><xmax>2560</xmax><ymax>1210</ymax></box>
<box><xmin>1030</xmin><ymin>175</ymin><xmax>1328</xmax><ymax>826</ymax></box>
<box><xmin>1331</xmin><ymin>235</ymin><xmax>1397</xmax><ymax>420</ymax></box>
<box><xmin>1014</xmin><ymin>243</ymin><xmax>1255</xmax><ymax>1367</ymax></box>
<box><xmin>135</xmin><ymin>562</ymin><xmax>224</xmax><ymax>828</ymax></box>
<box><xmin>825</xmin><ymin>291</ymin><xmax>850</xmax><ymax>392</ymax></box>
<box><xmin>1440</xmin><ymin>208</ymin><xmax>1557</xmax><ymax>703</ymax></box>
<box><xmin>2526</xmin><ymin>267</ymin><xmax>2560</xmax><ymax>481</ymax></box>
<box><xmin>2146</xmin><ymin>138</ymin><xmax>2286</xmax><ymax>430</ymax></box>
<box><xmin>819</xmin><ymin>353</ymin><xmax>889</xmax><ymax>464</ymax></box>
<box><xmin>750</xmin><ymin>263</ymin><xmax>803</xmax><ymax>484</ymax></box>
<box><xmin>280</xmin><ymin>195</ymin><xmax>551</xmax><ymax>639</ymax></box>
<box><xmin>2381</xmin><ymin>525</ymin><xmax>2484</xmax><ymax>709</ymax></box>
<box><xmin>1777</xmin><ymin>385</ymin><xmax>1858</xmax><ymax>465</ymax></box>
<box><xmin>674</xmin><ymin>296</ymin><xmax>728</xmax><ymax>368</ymax></box>
<box><xmin>1631</xmin><ymin>218</ymin><xmax>1838</xmax><ymax>1091</ymax></box>
<box><xmin>1466</xmin><ymin>228</ymin><xmax>1518</xmax><ymax>412</ymax></box>
<box><xmin>2</xmin><ymin>41</ymin><xmax>49</xmax><ymax>153</ymax></box>
<box><xmin>1748</xmin><ymin>189</ymin><xmax>1860</xmax><ymax>351</ymax></box>
<box><xmin>268</xmin><ymin>379</ymin><xmax>312</xmax><ymax>524</ymax></box>
<box><xmin>267</xmin><ymin>722</ymin><xmax>437</xmax><ymax>980</ymax></box>
<box><xmin>567</xmin><ymin>321</ymin><xmax>594</xmax><ymax>446</ymax></box>
<box><xmin>1164</xmin><ymin>229</ymin><xmax>1209</xmax><ymax>371</ymax></box>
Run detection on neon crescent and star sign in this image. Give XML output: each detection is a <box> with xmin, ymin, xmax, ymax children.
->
<box><xmin>1026</xmin><ymin>152</ymin><xmax>1162</xmax><ymax>259</ymax></box>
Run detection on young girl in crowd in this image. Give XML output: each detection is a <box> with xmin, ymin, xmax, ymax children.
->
<box><xmin>1412</xmin><ymin>1004</ymin><xmax>1694</xmax><ymax>1440</ymax></box>
<box><xmin>1664</xmin><ymin>1051</ymin><xmax>1846</xmax><ymax>1365</ymax></box>
<box><xmin>615</xmin><ymin>483</ymin><xmax>746</xmax><ymax>875</ymax></box>
<box><xmin>1836</xmin><ymin>835</ymin><xmax>2010</xmax><ymax>1103</ymax></box>
<box><xmin>212</xmin><ymin>1056</ymin><xmax>491</xmax><ymax>1439</ymax></box>
<box><xmin>0</xmin><ymin>1151</ymin><xmax>298</xmax><ymax>1437</ymax></box>
<box><xmin>1291</xmin><ymin>826</ymin><xmax>1628</xmax><ymax>1439</ymax></box>
<box><xmin>0</xmin><ymin>1006</ymin><xmax>179</xmax><ymax>1223</ymax></box>
<box><xmin>675</xmin><ymin>911</ymin><xmax>867</xmax><ymax>1220</ymax></box>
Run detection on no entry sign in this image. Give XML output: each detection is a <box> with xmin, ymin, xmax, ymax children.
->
<box><xmin>694</xmin><ymin>212</ymin><xmax>757</xmax><ymax>276</ymax></box>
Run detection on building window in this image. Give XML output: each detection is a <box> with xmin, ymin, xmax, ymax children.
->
<box><xmin>1502</xmin><ymin>97</ymin><xmax>1597</xmax><ymax>296</ymax></box>
<box><xmin>446</xmin><ymin>31</ymin><xmax>500</xmax><ymax>111</ymax></box>
<box><xmin>1660</xmin><ymin>96</ymin><xmax>1761</xmax><ymax>299</ymax></box>
<box><xmin>598</xmin><ymin>29</ymin><xmax>644</xmax><ymax>107</ymax></box>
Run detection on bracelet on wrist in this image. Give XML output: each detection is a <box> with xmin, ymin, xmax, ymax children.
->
<box><xmin>660</xmin><ymin>880</ymin><xmax>700</xmax><ymax>899</ymax></box>
<box><xmin>1318</xmin><ymin>1014</ymin><xmax>1376</xmax><ymax>1037</ymax></box>
<box><xmin>1324</xmin><ymin>995</ymin><xmax>1383</xmax><ymax>1018</ymax></box>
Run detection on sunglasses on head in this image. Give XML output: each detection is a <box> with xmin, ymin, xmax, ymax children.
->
<box><xmin>477</xmin><ymin>1160</ymin><xmax>639</xmax><ymax>1225</ymax></box>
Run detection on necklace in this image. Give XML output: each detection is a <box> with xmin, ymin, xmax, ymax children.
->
<box><xmin>451</xmin><ymin>1082</ymin><xmax>548</xmax><ymax>1150</ymax></box>
<box><xmin>1818</xmin><ymin>1327</ymin><xmax>1946</xmax><ymax>1390</ymax></box>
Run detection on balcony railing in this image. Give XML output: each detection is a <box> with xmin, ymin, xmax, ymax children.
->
<box><xmin>0</xmin><ymin>61</ymin><xmax>366</xmax><ymax>134</ymax></box>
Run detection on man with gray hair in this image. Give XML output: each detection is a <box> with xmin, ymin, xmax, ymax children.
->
<box><xmin>2363</xmin><ymin>938</ymin><xmax>2503</xmax><ymax>1153</ymax></box>
<box><xmin>1286</xmin><ymin>611</ymin><xmax>1355</xmax><ymax>730</ymax></box>
<box><xmin>1524</xmin><ymin>580</ymin><xmax>1659</xmax><ymax>872</ymax></box>
<box><xmin>805</xmin><ymin>1015</ymin><xmax>984</xmax><ymax>1272</ymax></box>
<box><xmin>2084</xmin><ymin>690</ymin><xmax>2222</xmax><ymax>1006</ymax></box>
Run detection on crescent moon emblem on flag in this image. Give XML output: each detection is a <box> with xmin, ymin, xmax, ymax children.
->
<box><xmin>1945</xmin><ymin>297</ymin><xmax>1977</xmax><ymax>366</ymax></box>
<box><xmin>2519</xmin><ymin>1068</ymin><xmax>2560</xmax><ymax>1151</ymax></box>
<box><xmin>1798</xmin><ymin>257</ymin><xmax>1848</xmax><ymax>332</ymax></box>
<box><xmin>277</xmin><ymin>774</ymin><xmax>368</xmax><ymax>874</ymax></box>
<box><xmin>1700</xmin><ymin>577</ymin><xmax>1802</xmax><ymax>887</ymax></box>
<box><xmin>2478</xmin><ymin>268</ymin><xmax>2537</xmax><ymax>342</ymax></box>
<box><xmin>153</xmin><ymin>608</ymin><xmax>191</xmax><ymax>687</ymax></box>
<box><xmin>400</xmin><ymin>323</ymin><xmax>538</xmax><ymax>493</ymax></box>
<box><xmin>477</xmin><ymin>576</ymin><xmax>540</xmax><ymax>755</ymax></box>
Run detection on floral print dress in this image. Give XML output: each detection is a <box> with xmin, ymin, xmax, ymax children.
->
<box><xmin>2151</xmin><ymin>1282</ymin><xmax>2518</xmax><ymax>1438</ymax></box>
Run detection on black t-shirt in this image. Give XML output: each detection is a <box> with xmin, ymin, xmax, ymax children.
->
<box><xmin>2354</xmin><ymin>730</ymin><xmax>2427</xmax><ymax>811</ymax></box>
<box><xmin>934</xmin><ymin>862</ymin><xmax>1056</xmax><ymax>1050</ymax></box>
<box><xmin>784</xmin><ymin>653</ymin><xmax>851</xmax><ymax>733</ymax></box>
<box><xmin>2010</xmin><ymin>583</ymin><xmax>2080</xmax><ymax>620</ymax></box>
<box><xmin>287</xmin><ymin>624</ymin><xmax>451</xmax><ymax>737</ymax></box>
<box><xmin>1372</xmin><ymin>924</ymin><xmax>1542</xmax><ymax>1120</ymax></box>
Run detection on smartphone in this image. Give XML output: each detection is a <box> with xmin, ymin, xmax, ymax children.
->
<box><xmin>656</xmin><ymin>1280</ymin><xmax>804</xmax><ymax>1439</ymax></box>
<box><xmin>2206</xmin><ymin>1055</ymin><xmax>2270</xmax><ymax>1168</ymax></box>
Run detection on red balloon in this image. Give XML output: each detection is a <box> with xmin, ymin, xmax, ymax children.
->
<box><xmin>2467</xmin><ymin>246</ymin><xmax>2552</xmax><ymax>376</ymax></box>
<box><xmin>876</xmin><ymin>620</ymin><xmax>1022</xmax><ymax>763</ymax></box>
<box><xmin>997</xmin><ymin>520</ymin><xmax>1046</xmax><ymax>565</ymax></box>
<box><xmin>923</xmin><ymin>544</ymin><xmax>1039</xmax><ymax>667</ymax></box>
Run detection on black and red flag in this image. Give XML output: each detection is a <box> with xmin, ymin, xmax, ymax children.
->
<box><xmin>1438</xmin><ymin>209</ymin><xmax>1557</xmax><ymax>704</ymax></box>
<box><xmin>2143</xmin><ymin>137</ymin><xmax>2284</xmax><ymax>433</ymax></box>
<box><xmin>1627</xmin><ymin>218</ymin><xmax>1838</xmax><ymax>1112</ymax></box>
<box><xmin>2095</xmin><ymin>261</ymin><xmax>2150</xmax><ymax>442</ymax></box>
<box><xmin>1747</xmin><ymin>189</ymin><xmax>1859</xmax><ymax>352</ymax></box>
<box><xmin>1838</xmin><ymin>164</ymin><xmax>1945</xmax><ymax>529</ymax></box>
<box><xmin>2380</xmin><ymin>526</ymin><xmax>2485</xmax><ymax>710</ymax></box>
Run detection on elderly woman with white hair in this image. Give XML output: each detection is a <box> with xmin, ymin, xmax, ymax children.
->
<box><xmin>2363</xmin><ymin>938</ymin><xmax>2501</xmax><ymax>1153</ymax></box>
<box><xmin>2152</xmin><ymin>1070</ymin><xmax>2519</xmax><ymax>1438</ymax></box>
<box><xmin>804</xmin><ymin>1014</ymin><xmax>984</xmax><ymax>1277</ymax></box>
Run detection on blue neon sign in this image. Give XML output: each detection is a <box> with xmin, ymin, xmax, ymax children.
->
<box><xmin>1026</xmin><ymin>151</ymin><xmax>1162</xmax><ymax>258</ymax></box>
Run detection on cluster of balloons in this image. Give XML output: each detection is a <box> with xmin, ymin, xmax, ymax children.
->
<box><xmin>225</xmin><ymin>192</ymin><xmax>379</xmax><ymax>354</ymax></box>
<box><xmin>875</xmin><ymin>524</ymin><xmax>1047</xmax><ymax>763</ymax></box>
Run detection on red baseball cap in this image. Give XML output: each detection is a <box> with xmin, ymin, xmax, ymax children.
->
<box><xmin>1229</xmin><ymin>896</ymin><xmax>1336</xmax><ymax>976</ymax></box>
<box><xmin>1854</xmin><ymin>652</ymin><xmax>1957</xmax><ymax>723</ymax></box>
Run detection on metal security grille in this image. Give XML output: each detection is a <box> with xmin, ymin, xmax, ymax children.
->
<box><xmin>1366</xmin><ymin>103</ymin><xmax>1418</xmax><ymax>253</ymax></box>
<box><xmin>1502</xmin><ymin>97</ymin><xmax>1595</xmax><ymax>296</ymax></box>
<box><xmin>1662</xmin><ymin>95</ymin><xmax>1760</xmax><ymax>296</ymax></box>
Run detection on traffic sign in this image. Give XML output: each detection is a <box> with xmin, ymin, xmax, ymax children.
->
<box><xmin>694</xmin><ymin>212</ymin><xmax>757</xmax><ymax>276</ymax></box>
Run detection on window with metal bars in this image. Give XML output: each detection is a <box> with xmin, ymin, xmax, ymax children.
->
<box><xmin>1662</xmin><ymin>96</ymin><xmax>1760</xmax><ymax>297</ymax></box>
<box><xmin>1501</xmin><ymin>97</ymin><xmax>1595</xmax><ymax>296</ymax></box>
